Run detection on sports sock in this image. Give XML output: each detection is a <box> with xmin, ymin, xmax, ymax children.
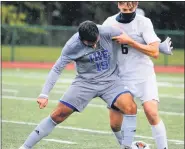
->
<box><xmin>151</xmin><ymin>120</ymin><xmax>168</xmax><ymax>149</ymax></box>
<box><xmin>22</xmin><ymin>116</ymin><xmax>57</xmax><ymax>149</ymax></box>
<box><xmin>121</xmin><ymin>114</ymin><xmax>136</xmax><ymax>147</ymax></box>
<box><xmin>113</xmin><ymin>131</ymin><xmax>122</xmax><ymax>145</ymax></box>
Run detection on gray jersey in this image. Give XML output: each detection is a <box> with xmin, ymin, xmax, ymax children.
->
<box><xmin>40</xmin><ymin>26</ymin><xmax>122</xmax><ymax>97</ymax></box>
<box><xmin>103</xmin><ymin>14</ymin><xmax>161</xmax><ymax>83</ymax></box>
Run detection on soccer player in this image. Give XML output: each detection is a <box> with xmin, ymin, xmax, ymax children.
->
<box><xmin>102</xmin><ymin>2</ymin><xmax>172</xmax><ymax>149</ymax></box>
<box><xmin>19</xmin><ymin>21</ymin><xmax>138</xmax><ymax>149</ymax></box>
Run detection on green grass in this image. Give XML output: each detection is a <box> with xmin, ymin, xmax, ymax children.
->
<box><xmin>2</xmin><ymin>45</ymin><xmax>61</xmax><ymax>62</ymax></box>
<box><xmin>151</xmin><ymin>50</ymin><xmax>184</xmax><ymax>66</ymax></box>
<box><xmin>2</xmin><ymin>45</ymin><xmax>184</xmax><ymax>65</ymax></box>
<box><xmin>2</xmin><ymin>68</ymin><xmax>184</xmax><ymax>149</ymax></box>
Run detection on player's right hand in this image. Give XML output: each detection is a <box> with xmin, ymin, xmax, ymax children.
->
<box><xmin>37</xmin><ymin>98</ymin><xmax>48</xmax><ymax>109</ymax></box>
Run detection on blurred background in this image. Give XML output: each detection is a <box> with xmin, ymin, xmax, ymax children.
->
<box><xmin>1</xmin><ymin>1</ymin><xmax>185</xmax><ymax>66</ymax></box>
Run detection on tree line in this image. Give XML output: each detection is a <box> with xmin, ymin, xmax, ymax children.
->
<box><xmin>2</xmin><ymin>1</ymin><xmax>185</xmax><ymax>30</ymax></box>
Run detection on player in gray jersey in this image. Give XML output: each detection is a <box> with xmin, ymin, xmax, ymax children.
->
<box><xmin>19</xmin><ymin>21</ymin><xmax>139</xmax><ymax>149</ymax></box>
<box><xmin>103</xmin><ymin>2</ymin><xmax>172</xmax><ymax>149</ymax></box>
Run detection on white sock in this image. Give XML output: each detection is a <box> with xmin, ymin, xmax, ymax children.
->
<box><xmin>113</xmin><ymin>131</ymin><xmax>122</xmax><ymax>145</ymax></box>
<box><xmin>151</xmin><ymin>120</ymin><xmax>168</xmax><ymax>149</ymax></box>
<box><xmin>22</xmin><ymin>116</ymin><xmax>57</xmax><ymax>149</ymax></box>
<box><xmin>121</xmin><ymin>115</ymin><xmax>136</xmax><ymax>147</ymax></box>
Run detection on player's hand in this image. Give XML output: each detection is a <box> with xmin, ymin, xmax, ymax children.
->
<box><xmin>37</xmin><ymin>98</ymin><xmax>48</xmax><ymax>109</ymax></box>
<box><xmin>159</xmin><ymin>37</ymin><xmax>173</xmax><ymax>55</ymax></box>
<box><xmin>112</xmin><ymin>33</ymin><xmax>133</xmax><ymax>45</ymax></box>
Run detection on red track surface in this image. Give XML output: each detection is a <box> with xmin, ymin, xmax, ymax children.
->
<box><xmin>2</xmin><ymin>62</ymin><xmax>184</xmax><ymax>73</ymax></box>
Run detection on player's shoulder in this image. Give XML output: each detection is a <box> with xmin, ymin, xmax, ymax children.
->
<box><xmin>135</xmin><ymin>14</ymin><xmax>151</xmax><ymax>23</ymax></box>
<box><xmin>98</xmin><ymin>25</ymin><xmax>113</xmax><ymax>36</ymax></box>
<box><xmin>65</xmin><ymin>33</ymin><xmax>82</xmax><ymax>49</ymax></box>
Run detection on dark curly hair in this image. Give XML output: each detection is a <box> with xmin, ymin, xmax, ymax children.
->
<box><xmin>78</xmin><ymin>20</ymin><xmax>99</xmax><ymax>42</ymax></box>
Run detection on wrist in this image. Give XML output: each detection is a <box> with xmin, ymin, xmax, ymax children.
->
<box><xmin>38</xmin><ymin>94</ymin><xmax>48</xmax><ymax>99</ymax></box>
<box><xmin>128</xmin><ymin>38</ymin><xmax>135</xmax><ymax>46</ymax></box>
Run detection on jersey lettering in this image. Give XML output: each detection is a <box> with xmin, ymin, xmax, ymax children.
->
<box><xmin>89</xmin><ymin>49</ymin><xmax>110</xmax><ymax>72</ymax></box>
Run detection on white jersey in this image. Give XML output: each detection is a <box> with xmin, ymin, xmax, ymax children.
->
<box><xmin>103</xmin><ymin>13</ymin><xmax>161</xmax><ymax>83</ymax></box>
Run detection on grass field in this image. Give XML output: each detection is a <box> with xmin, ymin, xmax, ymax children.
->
<box><xmin>2</xmin><ymin>68</ymin><xmax>184</xmax><ymax>149</ymax></box>
<box><xmin>2</xmin><ymin>45</ymin><xmax>184</xmax><ymax>66</ymax></box>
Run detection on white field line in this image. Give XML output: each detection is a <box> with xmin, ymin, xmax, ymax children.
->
<box><xmin>2</xmin><ymin>120</ymin><xmax>184</xmax><ymax>145</ymax></box>
<box><xmin>43</xmin><ymin>139</ymin><xmax>77</xmax><ymax>144</ymax></box>
<box><xmin>52</xmin><ymin>90</ymin><xmax>65</xmax><ymax>94</ymax></box>
<box><xmin>2</xmin><ymin>73</ymin><xmax>75</xmax><ymax>79</ymax></box>
<box><xmin>3</xmin><ymin>72</ymin><xmax>184</xmax><ymax>82</ymax></box>
<box><xmin>157</xmin><ymin>77</ymin><xmax>184</xmax><ymax>82</ymax></box>
<box><xmin>2</xmin><ymin>74</ymin><xmax>184</xmax><ymax>88</ymax></box>
<box><xmin>159</xmin><ymin>94</ymin><xmax>184</xmax><ymax>100</ymax></box>
<box><xmin>2</xmin><ymin>82</ymin><xmax>184</xmax><ymax>100</ymax></box>
<box><xmin>2</xmin><ymin>95</ymin><xmax>184</xmax><ymax>116</ymax></box>
<box><xmin>2</xmin><ymin>89</ymin><xmax>18</xmax><ymax>93</ymax></box>
<box><xmin>157</xmin><ymin>82</ymin><xmax>184</xmax><ymax>88</ymax></box>
<box><xmin>52</xmin><ymin>92</ymin><xmax>184</xmax><ymax>100</ymax></box>
<box><xmin>2</xmin><ymin>78</ymin><xmax>184</xmax><ymax>88</ymax></box>
<box><xmin>2</xmin><ymin>82</ymin><xmax>68</xmax><ymax>89</ymax></box>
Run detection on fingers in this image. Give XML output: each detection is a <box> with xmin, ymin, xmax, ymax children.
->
<box><xmin>112</xmin><ymin>36</ymin><xmax>118</xmax><ymax>40</ymax></box>
<box><xmin>169</xmin><ymin>41</ymin><xmax>172</xmax><ymax>46</ymax></box>
<box><xmin>166</xmin><ymin>36</ymin><xmax>171</xmax><ymax>42</ymax></box>
<box><xmin>37</xmin><ymin>99</ymin><xmax>48</xmax><ymax>109</ymax></box>
<box><xmin>39</xmin><ymin>102</ymin><xmax>46</xmax><ymax>109</ymax></box>
<box><xmin>112</xmin><ymin>37</ymin><xmax>121</xmax><ymax>44</ymax></box>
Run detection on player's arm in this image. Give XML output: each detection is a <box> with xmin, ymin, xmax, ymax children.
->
<box><xmin>112</xmin><ymin>18</ymin><xmax>161</xmax><ymax>58</ymax></box>
<box><xmin>37</xmin><ymin>45</ymin><xmax>73</xmax><ymax>109</ymax></box>
<box><xmin>128</xmin><ymin>39</ymin><xmax>159</xmax><ymax>58</ymax></box>
<box><xmin>112</xmin><ymin>33</ymin><xmax>159</xmax><ymax>58</ymax></box>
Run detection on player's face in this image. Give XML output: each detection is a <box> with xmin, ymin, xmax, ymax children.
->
<box><xmin>83</xmin><ymin>36</ymin><xmax>100</xmax><ymax>49</ymax></box>
<box><xmin>118</xmin><ymin>3</ymin><xmax>137</xmax><ymax>13</ymax></box>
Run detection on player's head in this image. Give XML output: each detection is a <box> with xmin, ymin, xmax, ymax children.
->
<box><xmin>78</xmin><ymin>20</ymin><xmax>100</xmax><ymax>49</ymax></box>
<box><xmin>116</xmin><ymin>2</ymin><xmax>138</xmax><ymax>23</ymax></box>
<box><xmin>118</xmin><ymin>1</ymin><xmax>138</xmax><ymax>13</ymax></box>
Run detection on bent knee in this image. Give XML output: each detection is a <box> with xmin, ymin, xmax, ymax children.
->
<box><xmin>124</xmin><ymin>102</ymin><xmax>137</xmax><ymax>115</ymax></box>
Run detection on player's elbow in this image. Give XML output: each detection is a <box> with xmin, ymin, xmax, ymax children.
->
<box><xmin>152</xmin><ymin>49</ymin><xmax>159</xmax><ymax>59</ymax></box>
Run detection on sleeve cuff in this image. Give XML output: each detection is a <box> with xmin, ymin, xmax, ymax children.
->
<box><xmin>38</xmin><ymin>94</ymin><xmax>48</xmax><ymax>99</ymax></box>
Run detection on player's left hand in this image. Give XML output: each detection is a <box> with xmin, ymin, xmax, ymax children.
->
<box><xmin>159</xmin><ymin>37</ymin><xmax>173</xmax><ymax>55</ymax></box>
<box><xmin>112</xmin><ymin>33</ymin><xmax>133</xmax><ymax>44</ymax></box>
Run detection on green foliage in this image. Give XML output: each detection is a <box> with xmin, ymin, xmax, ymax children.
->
<box><xmin>1</xmin><ymin>4</ymin><xmax>27</xmax><ymax>26</ymax></box>
<box><xmin>1</xmin><ymin>4</ymin><xmax>46</xmax><ymax>34</ymax></box>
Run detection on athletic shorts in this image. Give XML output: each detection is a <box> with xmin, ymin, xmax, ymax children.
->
<box><xmin>123</xmin><ymin>74</ymin><xmax>159</xmax><ymax>104</ymax></box>
<box><xmin>59</xmin><ymin>79</ymin><xmax>133</xmax><ymax>112</ymax></box>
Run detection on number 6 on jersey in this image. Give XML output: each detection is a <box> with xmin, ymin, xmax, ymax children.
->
<box><xmin>121</xmin><ymin>44</ymin><xmax>128</xmax><ymax>54</ymax></box>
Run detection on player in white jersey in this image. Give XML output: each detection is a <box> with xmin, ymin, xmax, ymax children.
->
<box><xmin>103</xmin><ymin>2</ymin><xmax>172</xmax><ymax>149</ymax></box>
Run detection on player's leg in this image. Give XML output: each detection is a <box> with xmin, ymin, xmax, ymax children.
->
<box><xmin>141</xmin><ymin>74</ymin><xmax>168</xmax><ymax>149</ymax></box>
<box><xmin>19</xmin><ymin>102</ymin><xmax>75</xmax><ymax>149</ymax></box>
<box><xmin>109</xmin><ymin>108</ymin><xmax>123</xmax><ymax>145</ymax></box>
<box><xmin>101</xmin><ymin>81</ymin><xmax>137</xmax><ymax>149</ymax></box>
<box><xmin>108</xmin><ymin>83</ymin><xmax>138</xmax><ymax>148</ymax></box>
<box><xmin>113</xmin><ymin>92</ymin><xmax>137</xmax><ymax>149</ymax></box>
<box><xmin>19</xmin><ymin>81</ymin><xmax>97</xmax><ymax>149</ymax></box>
